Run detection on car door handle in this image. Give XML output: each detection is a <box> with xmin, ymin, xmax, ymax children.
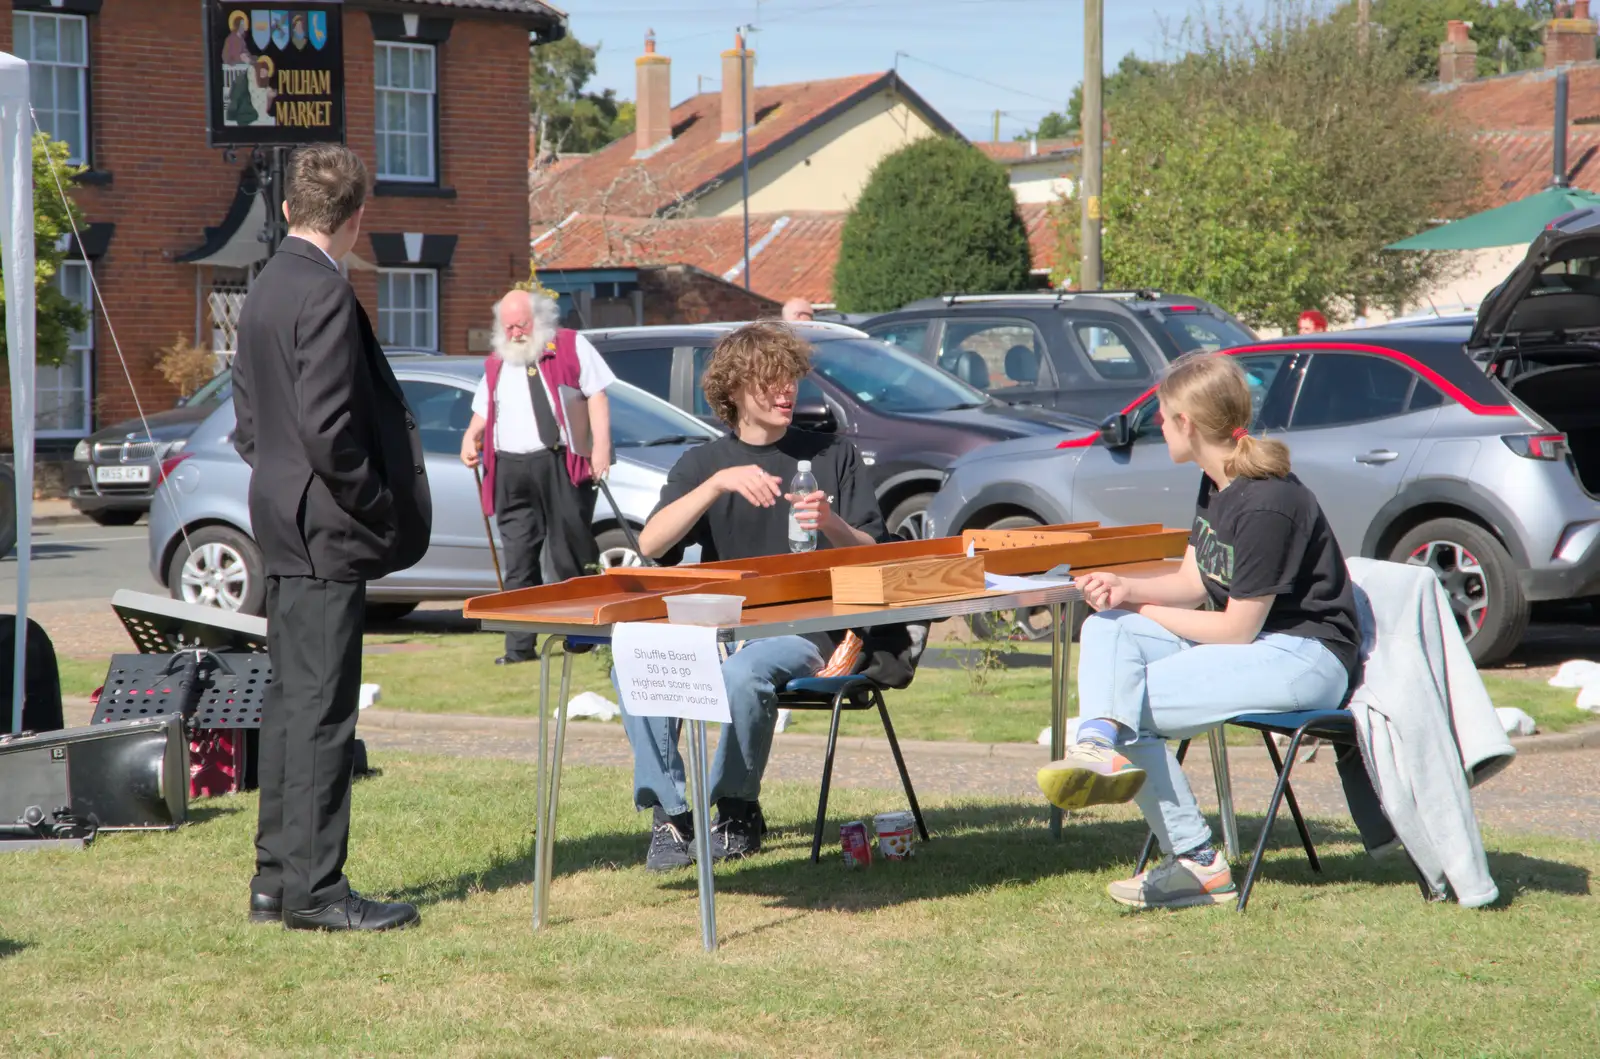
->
<box><xmin>1354</xmin><ymin>449</ymin><xmax>1399</xmax><ymax>465</ymax></box>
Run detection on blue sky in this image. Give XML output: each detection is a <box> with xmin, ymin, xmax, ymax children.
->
<box><xmin>573</xmin><ymin>0</ymin><xmax>1275</xmax><ymax>141</ymax></box>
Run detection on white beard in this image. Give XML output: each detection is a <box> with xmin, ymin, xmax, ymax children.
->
<box><xmin>493</xmin><ymin>333</ymin><xmax>540</xmax><ymax>367</ymax></box>
<box><xmin>492</xmin><ymin>294</ymin><xmax>560</xmax><ymax>367</ymax></box>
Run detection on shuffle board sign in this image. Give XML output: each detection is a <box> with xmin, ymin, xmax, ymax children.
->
<box><xmin>206</xmin><ymin>2</ymin><xmax>345</xmax><ymax>146</ymax></box>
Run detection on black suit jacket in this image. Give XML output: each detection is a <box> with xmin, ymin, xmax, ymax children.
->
<box><xmin>231</xmin><ymin>238</ymin><xmax>432</xmax><ymax>582</ymax></box>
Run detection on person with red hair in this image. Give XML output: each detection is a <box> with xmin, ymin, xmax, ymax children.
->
<box><xmin>1298</xmin><ymin>309</ymin><xmax>1329</xmax><ymax>334</ymax></box>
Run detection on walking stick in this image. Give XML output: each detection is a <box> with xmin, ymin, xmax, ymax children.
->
<box><xmin>472</xmin><ymin>463</ymin><xmax>505</xmax><ymax>591</ymax></box>
<box><xmin>594</xmin><ymin>473</ymin><xmax>653</xmax><ymax>568</ymax></box>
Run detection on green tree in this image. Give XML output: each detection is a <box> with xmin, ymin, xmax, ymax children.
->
<box><xmin>834</xmin><ymin>136</ymin><xmax>1031</xmax><ymax>312</ymax></box>
<box><xmin>1018</xmin><ymin>54</ymin><xmax>1164</xmax><ymax>141</ymax></box>
<box><xmin>530</xmin><ymin>35</ymin><xmax>635</xmax><ymax>155</ymax></box>
<box><xmin>1064</xmin><ymin>2</ymin><xmax>1479</xmax><ymax>330</ymax></box>
<box><xmin>1331</xmin><ymin>1</ymin><xmax>1552</xmax><ymax>79</ymax></box>
<box><xmin>0</xmin><ymin>134</ymin><xmax>88</xmax><ymax>366</ymax></box>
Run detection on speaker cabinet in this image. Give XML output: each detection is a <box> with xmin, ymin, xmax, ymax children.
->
<box><xmin>0</xmin><ymin>715</ymin><xmax>188</xmax><ymax>831</ymax></box>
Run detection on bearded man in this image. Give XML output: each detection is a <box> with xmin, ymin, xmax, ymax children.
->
<box><xmin>461</xmin><ymin>288</ymin><xmax>614</xmax><ymax>664</ymax></box>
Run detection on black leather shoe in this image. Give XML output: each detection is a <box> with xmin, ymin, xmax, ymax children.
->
<box><xmin>249</xmin><ymin>892</ymin><xmax>282</xmax><ymax>924</ymax></box>
<box><xmin>495</xmin><ymin>655</ymin><xmax>532</xmax><ymax>666</ymax></box>
<box><xmin>283</xmin><ymin>892</ymin><xmax>420</xmax><ymax>932</ymax></box>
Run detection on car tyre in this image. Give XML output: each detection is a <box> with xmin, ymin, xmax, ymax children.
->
<box><xmin>166</xmin><ymin>524</ymin><xmax>267</xmax><ymax>616</ymax></box>
<box><xmin>887</xmin><ymin>493</ymin><xmax>934</xmax><ymax>541</ymax></box>
<box><xmin>365</xmin><ymin>602</ymin><xmax>419</xmax><ymax>624</ymax></box>
<box><xmin>1391</xmin><ymin>517</ymin><xmax>1528</xmax><ymax>667</ymax></box>
<box><xmin>87</xmin><ymin>508</ymin><xmax>142</xmax><ymax>527</ymax></box>
<box><xmin>964</xmin><ymin>515</ymin><xmax>1088</xmax><ymax>643</ymax></box>
<box><xmin>596</xmin><ymin>526</ymin><xmax>644</xmax><ymax>569</ymax></box>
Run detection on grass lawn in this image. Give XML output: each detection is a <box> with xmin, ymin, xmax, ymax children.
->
<box><xmin>1</xmin><ymin>752</ymin><xmax>1594</xmax><ymax>1057</ymax></box>
<box><xmin>348</xmin><ymin>629</ymin><xmax>1596</xmax><ymax>742</ymax></box>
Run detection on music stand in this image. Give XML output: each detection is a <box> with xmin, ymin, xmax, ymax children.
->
<box><xmin>110</xmin><ymin>590</ymin><xmax>268</xmax><ymax>655</ymax></box>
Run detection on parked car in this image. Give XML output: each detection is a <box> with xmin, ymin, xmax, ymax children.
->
<box><xmin>926</xmin><ymin>325</ymin><xmax>1600</xmax><ymax>665</ymax></box>
<box><xmin>859</xmin><ymin>290</ymin><xmax>1256</xmax><ymax>422</ymax></box>
<box><xmin>147</xmin><ymin>358</ymin><xmax>718</xmax><ymax>617</ymax></box>
<box><xmin>584</xmin><ymin>321</ymin><xmax>1096</xmax><ymax>539</ymax></box>
<box><xmin>70</xmin><ymin>348</ymin><xmax>442</xmax><ymax>526</ymax></box>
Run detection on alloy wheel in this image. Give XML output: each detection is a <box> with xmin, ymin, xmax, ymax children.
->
<box><xmin>180</xmin><ymin>541</ymin><xmax>250</xmax><ymax>611</ymax></box>
<box><xmin>1406</xmin><ymin>539</ymin><xmax>1488</xmax><ymax>641</ymax></box>
<box><xmin>894</xmin><ymin>509</ymin><xmax>930</xmax><ymax>541</ymax></box>
<box><xmin>599</xmin><ymin>544</ymin><xmax>643</xmax><ymax>569</ymax></box>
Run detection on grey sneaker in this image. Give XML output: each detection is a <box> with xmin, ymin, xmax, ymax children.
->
<box><xmin>645</xmin><ymin>809</ymin><xmax>694</xmax><ymax>872</ymax></box>
<box><xmin>1107</xmin><ymin>854</ymin><xmax>1236</xmax><ymax>910</ymax></box>
<box><xmin>709</xmin><ymin>799</ymin><xmax>766</xmax><ymax>860</ymax></box>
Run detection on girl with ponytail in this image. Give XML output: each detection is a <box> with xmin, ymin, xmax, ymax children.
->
<box><xmin>1036</xmin><ymin>352</ymin><xmax>1361</xmax><ymax>910</ymax></box>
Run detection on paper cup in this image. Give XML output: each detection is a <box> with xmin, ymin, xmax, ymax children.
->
<box><xmin>873</xmin><ymin>810</ymin><xmax>916</xmax><ymax>860</ymax></box>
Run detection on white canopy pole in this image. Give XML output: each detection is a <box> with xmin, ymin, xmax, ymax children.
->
<box><xmin>0</xmin><ymin>54</ymin><xmax>36</xmax><ymax>732</ymax></box>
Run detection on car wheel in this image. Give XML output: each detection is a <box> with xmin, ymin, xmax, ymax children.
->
<box><xmin>887</xmin><ymin>494</ymin><xmax>934</xmax><ymax>540</ymax></box>
<box><xmin>597</xmin><ymin>527</ymin><xmax>645</xmax><ymax>569</ymax></box>
<box><xmin>1392</xmin><ymin>517</ymin><xmax>1528</xmax><ymax>666</ymax></box>
<box><xmin>88</xmin><ymin>509</ymin><xmax>142</xmax><ymax>527</ymax></box>
<box><xmin>167</xmin><ymin>525</ymin><xmax>266</xmax><ymax>616</ymax></box>
<box><xmin>964</xmin><ymin>515</ymin><xmax>1088</xmax><ymax>643</ymax></box>
<box><xmin>0</xmin><ymin>465</ymin><xmax>15</xmax><ymax>558</ymax></box>
<box><xmin>365</xmin><ymin>602</ymin><xmax>419</xmax><ymax>623</ymax></box>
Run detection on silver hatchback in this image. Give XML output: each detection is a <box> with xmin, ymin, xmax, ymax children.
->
<box><xmin>926</xmin><ymin>325</ymin><xmax>1600</xmax><ymax>665</ymax></box>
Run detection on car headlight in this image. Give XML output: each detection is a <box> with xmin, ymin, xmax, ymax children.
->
<box><xmin>74</xmin><ymin>439</ymin><xmax>91</xmax><ymax>462</ymax></box>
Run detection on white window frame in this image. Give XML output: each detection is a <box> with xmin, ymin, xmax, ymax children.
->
<box><xmin>37</xmin><ymin>258</ymin><xmax>94</xmax><ymax>437</ymax></box>
<box><xmin>374</xmin><ymin>41</ymin><xmax>436</xmax><ymax>183</ymax></box>
<box><xmin>377</xmin><ymin>268</ymin><xmax>439</xmax><ymax>351</ymax></box>
<box><xmin>14</xmin><ymin>11</ymin><xmax>89</xmax><ymax>165</ymax></box>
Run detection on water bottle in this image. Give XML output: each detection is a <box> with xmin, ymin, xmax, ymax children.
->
<box><xmin>787</xmin><ymin>460</ymin><xmax>818</xmax><ymax>553</ymax></box>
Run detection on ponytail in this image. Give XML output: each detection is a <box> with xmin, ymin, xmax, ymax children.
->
<box><xmin>1159</xmin><ymin>352</ymin><xmax>1293</xmax><ymax>480</ymax></box>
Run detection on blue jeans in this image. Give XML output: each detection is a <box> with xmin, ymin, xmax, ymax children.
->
<box><xmin>617</xmin><ymin>635</ymin><xmax>824</xmax><ymax>816</ymax></box>
<box><xmin>1077</xmin><ymin>610</ymin><xmax>1350</xmax><ymax>857</ymax></box>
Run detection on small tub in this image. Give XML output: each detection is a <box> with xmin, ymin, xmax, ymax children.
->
<box><xmin>665</xmin><ymin>594</ymin><xmax>746</xmax><ymax>626</ymax></box>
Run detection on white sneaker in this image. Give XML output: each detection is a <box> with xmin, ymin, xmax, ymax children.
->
<box><xmin>1036</xmin><ymin>741</ymin><xmax>1147</xmax><ymax>810</ymax></box>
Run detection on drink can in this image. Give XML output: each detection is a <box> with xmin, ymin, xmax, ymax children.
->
<box><xmin>840</xmin><ymin>821</ymin><xmax>872</xmax><ymax>868</ymax></box>
<box><xmin>873</xmin><ymin>810</ymin><xmax>917</xmax><ymax>860</ymax></box>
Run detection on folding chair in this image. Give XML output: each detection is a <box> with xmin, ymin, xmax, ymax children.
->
<box><xmin>1134</xmin><ymin>709</ymin><xmax>1437</xmax><ymax>911</ymax></box>
<box><xmin>777</xmin><ymin>674</ymin><xmax>929</xmax><ymax>863</ymax></box>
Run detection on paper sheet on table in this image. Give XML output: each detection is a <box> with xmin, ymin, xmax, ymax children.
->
<box><xmin>984</xmin><ymin>572</ymin><xmax>1075</xmax><ymax>592</ymax></box>
<box><xmin>612</xmin><ymin>622</ymin><xmax>732</xmax><ymax>722</ymax></box>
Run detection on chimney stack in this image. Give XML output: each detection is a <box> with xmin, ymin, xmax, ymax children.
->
<box><xmin>720</xmin><ymin>32</ymin><xmax>755</xmax><ymax>142</ymax></box>
<box><xmin>1546</xmin><ymin>2</ymin><xmax>1597</xmax><ymax>69</ymax></box>
<box><xmin>634</xmin><ymin>30</ymin><xmax>672</xmax><ymax>159</ymax></box>
<box><xmin>1439</xmin><ymin>20</ymin><xmax>1478</xmax><ymax>84</ymax></box>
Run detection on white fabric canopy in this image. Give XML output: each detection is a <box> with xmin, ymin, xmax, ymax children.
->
<box><xmin>1</xmin><ymin>53</ymin><xmax>36</xmax><ymax>731</ymax></box>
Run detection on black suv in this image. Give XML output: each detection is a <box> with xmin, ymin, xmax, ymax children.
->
<box><xmin>584</xmin><ymin>322</ymin><xmax>1095</xmax><ymax>539</ymax></box>
<box><xmin>860</xmin><ymin>290</ymin><xmax>1255</xmax><ymax>421</ymax></box>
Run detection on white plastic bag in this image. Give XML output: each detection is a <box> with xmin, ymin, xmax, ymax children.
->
<box><xmin>567</xmin><ymin>690</ymin><xmax>620</xmax><ymax>722</ymax></box>
<box><xmin>775</xmin><ymin>707</ymin><xmax>792</xmax><ymax>733</ymax></box>
<box><xmin>1547</xmin><ymin>659</ymin><xmax>1600</xmax><ymax>688</ymax></box>
<box><xmin>1037</xmin><ymin>717</ymin><xmax>1082</xmax><ymax>748</ymax></box>
<box><xmin>358</xmin><ymin>683</ymin><xmax>381</xmax><ymax>710</ymax></box>
<box><xmin>1495</xmin><ymin>707</ymin><xmax>1538</xmax><ymax>737</ymax></box>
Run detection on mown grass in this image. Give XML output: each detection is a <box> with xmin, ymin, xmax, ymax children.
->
<box><xmin>0</xmin><ymin>752</ymin><xmax>1594</xmax><ymax>1057</ymax></box>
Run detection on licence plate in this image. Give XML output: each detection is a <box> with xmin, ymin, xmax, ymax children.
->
<box><xmin>96</xmin><ymin>465</ymin><xmax>150</xmax><ymax>484</ymax></box>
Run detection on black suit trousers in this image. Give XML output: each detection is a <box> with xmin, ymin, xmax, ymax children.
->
<box><xmin>251</xmin><ymin>575</ymin><xmax>365</xmax><ymax>910</ymax></box>
<box><xmin>495</xmin><ymin>450</ymin><xmax>598</xmax><ymax>660</ymax></box>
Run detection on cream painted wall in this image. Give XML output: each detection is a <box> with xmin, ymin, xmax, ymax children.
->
<box><xmin>1008</xmin><ymin>157</ymin><xmax>1076</xmax><ymax>204</ymax></box>
<box><xmin>694</xmin><ymin>89</ymin><xmax>942</xmax><ymax>217</ymax></box>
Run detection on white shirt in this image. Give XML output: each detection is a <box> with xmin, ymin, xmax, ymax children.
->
<box><xmin>471</xmin><ymin>333</ymin><xmax>615</xmax><ymax>454</ymax></box>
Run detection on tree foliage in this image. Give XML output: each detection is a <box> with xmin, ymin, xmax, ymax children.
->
<box><xmin>0</xmin><ymin>134</ymin><xmax>87</xmax><ymax>366</ymax></box>
<box><xmin>1331</xmin><ymin>0</ymin><xmax>1554</xmax><ymax>79</ymax></box>
<box><xmin>1060</xmin><ymin>3</ymin><xmax>1480</xmax><ymax>330</ymax></box>
<box><xmin>1017</xmin><ymin>55</ymin><xmax>1163</xmax><ymax>141</ymax></box>
<box><xmin>833</xmin><ymin>136</ymin><xmax>1032</xmax><ymax>313</ymax></box>
<box><xmin>530</xmin><ymin>36</ymin><xmax>635</xmax><ymax>155</ymax></box>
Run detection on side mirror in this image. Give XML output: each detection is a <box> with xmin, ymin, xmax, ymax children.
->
<box><xmin>793</xmin><ymin>400</ymin><xmax>837</xmax><ymax>433</ymax></box>
<box><xmin>1098</xmin><ymin>413</ymin><xmax>1132</xmax><ymax>449</ymax></box>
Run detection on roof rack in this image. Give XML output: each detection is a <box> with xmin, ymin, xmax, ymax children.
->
<box><xmin>924</xmin><ymin>289</ymin><xmax>1165</xmax><ymax>307</ymax></box>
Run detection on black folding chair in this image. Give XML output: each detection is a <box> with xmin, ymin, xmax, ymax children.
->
<box><xmin>777</xmin><ymin>674</ymin><xmax>929</xmax><ymax>863</ymax></box>
<box><xmin>1134</xmin><ymin>709</ymin><xmax>1438</xmax><ymax>911</ymax></box>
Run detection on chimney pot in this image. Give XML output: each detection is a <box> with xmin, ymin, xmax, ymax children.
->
<box><xmin>1439</xmin><ymin>20</ymin><xmax>1479</xmax><ymax>84</ymax></box>
<box><xmin>720</xmin><ymin>33</ymin><xmax>756</xmax><ymax>142</ymax></box>
<box><xmin>1445</xmin><ymin>20</ymin><xmax>1469</xmax><ymax>45</ymax></box>
<box><xmin>1546</xmin><ymin>2</ymin><xmax>1598</xmax><ymax>69</ymax></box>
<box><xmin>635</xmin><ymin>30</ymin><xmax>673</xmax><ymax>159</ymax></box>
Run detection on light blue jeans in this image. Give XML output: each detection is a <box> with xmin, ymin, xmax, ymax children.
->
<box><xmin>617</xmin><ymin>635</ymin><xmax>824</xmax><ymax>816</ymax></box>
<box><xmin>1077</xmin><ymin>610</ymin><xmax>1350</xmax><ymax>857</ymax></box>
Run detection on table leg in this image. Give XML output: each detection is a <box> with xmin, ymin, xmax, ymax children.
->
<box><xmin>531</xmin><ymin>635</ymin><xmax>559</xmax><ymax>931</ymax></box>
<box><xmin>540</xmin><ymin>645</ymin><xmax>576</xmax><ymax>923</ymax></box>
<box><xmin>1049</xmin><ymin>602</ymin><xmax>1067</xmax><ymax>839</ymax></box>
<box><xmin>1206</xmin><ymin>727</ymin><xmax>1241</xmax><ymax>861</ymax></box>
<box><xmin>685</xmin><ymin>719</ymin><xmax>718</xmax><ymax>953</ymax></box>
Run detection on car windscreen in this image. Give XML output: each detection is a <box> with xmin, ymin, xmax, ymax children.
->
<box><xmin>810</xmin><ymin>337</ymin><xmax>988</xmax><ymax>413</ymax></box>
<box><xmin>1151</xmin><ymin>311</ymin><xmax>1254</xmax><ymax>358</ymax></box>
<box><xmin>184</xmin><ymin>370</ymin><xmax>233</xmax><ymax>408</ymax></box>
<box><xmin>608</xmin><ymin>380</ymin><xmax>720</xmax><ymax>447</ymax></box>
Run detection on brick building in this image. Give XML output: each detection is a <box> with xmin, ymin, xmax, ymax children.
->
<box><xmin>0</xmin><ymin>0</ymin><xmax>563</xmax><ymax>455</ymax></box>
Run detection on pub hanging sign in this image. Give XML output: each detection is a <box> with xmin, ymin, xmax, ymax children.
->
<box><xmin>205</xmin><ymin>2</ymin><xmax>346</xmax><ymax>146</ymax></box>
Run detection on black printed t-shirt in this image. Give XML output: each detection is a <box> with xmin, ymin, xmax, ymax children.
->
<box><xmin>1189</xmin><ymin>473</ymin><xmax>1361</xmax><ymax>682</ymax></box>
<box><xmin>652</xmin><ymin>431</ymin><xmax>887</xmax><ymax>566</ymax></box>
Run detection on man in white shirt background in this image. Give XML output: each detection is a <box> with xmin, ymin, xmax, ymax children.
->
<box><xmin>461</xmin><ymin>288</ymin><xmax>615</xmax><ymax>664</ymax></box>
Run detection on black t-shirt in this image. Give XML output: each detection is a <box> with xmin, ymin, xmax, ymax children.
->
<box><xmin>652</xmin><ymin>431</ymin><xmax>887</xmax><ymax>567</ymax></box>
<box><xmin>1189</xmin><ymin>473</ymin><xmax>1361</xmax><ymax>682</ymax></box>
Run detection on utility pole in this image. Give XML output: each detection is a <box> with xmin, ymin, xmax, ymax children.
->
<box><xmin>1080</xmin><ymin>0</ymin><xmax>1103</xmax><ymax>291</ymax></box>
<box><xmin>1357</xmin><ymin>0</ymin><xmax>1371</xmax><ymax>56</ymax></box>
<box><xmin>993</xmin><ymin>109</ymin><xmax>1001</xmax><ymax>142</ymax></box>
<box><xmin>738</xmin><ymin>28</ymin><xmax>752</xmax><ymax>291</ymax></box>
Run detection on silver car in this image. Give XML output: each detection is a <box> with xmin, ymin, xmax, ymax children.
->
<box><xmin>926</xmin><ymin>325</ymin><xmax>1600</xmax><ymax>665</ymax></box>
<box><xmin>146</xmin><ymin>356</ymin><xmax>718</xmax><ymax>618</ymax></box>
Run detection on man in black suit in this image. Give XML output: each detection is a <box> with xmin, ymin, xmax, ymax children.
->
<box><xmin>231</xmin><ymin>144</ymin><xmax>431</xmax><ymax>932</ymax></box>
